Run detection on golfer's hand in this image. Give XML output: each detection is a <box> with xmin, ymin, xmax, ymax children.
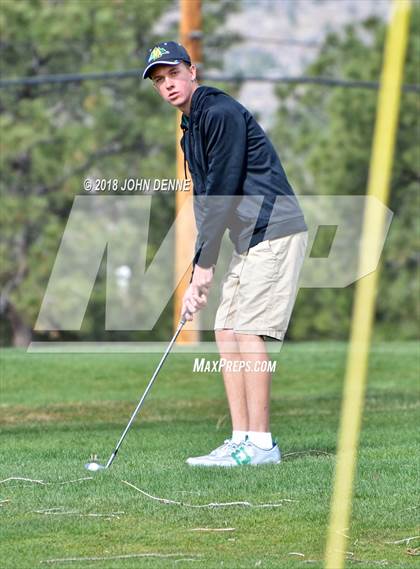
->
<box><xmin>181</xmin><ymin>284</ymin><xmax>209</xmax><ymax>321</ymax></box>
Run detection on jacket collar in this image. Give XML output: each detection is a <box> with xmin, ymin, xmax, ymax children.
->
<box><xmin>180</xmin><ymin>85</ymin><xmax>224</xmax><ymax>128</ymax></box>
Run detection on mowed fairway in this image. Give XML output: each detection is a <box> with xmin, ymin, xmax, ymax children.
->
<box><xmin>0</xmin><ymin>342</ymin><xmax>418</xmax><ymax>569</ymax></box>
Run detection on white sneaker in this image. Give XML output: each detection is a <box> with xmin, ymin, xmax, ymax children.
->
<box><xmin>187</xmin><ymin>440</ymin><xmax>281</xmax><ymax>467</ymax></box>
<box><xmin>186</xmin><ymin>439</ymin><xmax>239</xmax><ymax>466</ymax></box>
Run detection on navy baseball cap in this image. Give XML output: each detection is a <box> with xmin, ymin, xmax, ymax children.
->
<box><xmin>142</xmin><ymin>41</ymin><xmax>192</xmax><ymax>79</ymax></box>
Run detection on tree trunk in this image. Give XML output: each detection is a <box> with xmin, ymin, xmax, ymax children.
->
<box><xmin>6</xmin><ymin>301</ymin><xmax>32</xmax><ymax>347</ymax></box>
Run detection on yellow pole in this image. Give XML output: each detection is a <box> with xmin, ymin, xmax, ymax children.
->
<box><xmin>325</xmin><ymin>2</ymin><xmax>412</xmax><ymax>568</ymax></box>
<box><xmin>174</xmin><ymin>0</ymin><xmax>201</xmax><ymax>343</ymax></box>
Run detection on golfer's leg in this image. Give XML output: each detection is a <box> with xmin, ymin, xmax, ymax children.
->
<box><xmin>215</xmin><ymin>329</ymin><xmax>248</xmax><ymax>431</ymax></box>
<box><xmin>235</xmin><ymin>333</ymin><xmax>271</xmax><ymax>432</ymax></box>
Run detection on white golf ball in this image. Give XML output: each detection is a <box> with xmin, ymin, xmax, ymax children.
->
<box><xmin>86</xmin><ymin>462</ymin><xmax>101</xmax><ymax>471</ymax></box>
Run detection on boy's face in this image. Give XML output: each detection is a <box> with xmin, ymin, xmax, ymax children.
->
<box><xmin>150</xmin><ymin>62</ymin><xmax>197</xmax><ymax>109</ymax></box>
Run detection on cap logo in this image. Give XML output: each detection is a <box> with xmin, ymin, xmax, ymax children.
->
<box><xmin>148</xmin><ymin>46</ymin><xmax>170</xmax><ymax>62</ymax></box>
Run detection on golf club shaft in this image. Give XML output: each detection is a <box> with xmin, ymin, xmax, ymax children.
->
<box><xmin>105</xmin><ymin>316</ymin><xmax>188</xmax><ymax>468</ymax></box>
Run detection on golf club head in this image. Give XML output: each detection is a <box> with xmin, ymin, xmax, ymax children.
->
<box><xmin>84</xmin><ymin>461</ymin><xmax>106</xmax><ymax>472</ymax></box>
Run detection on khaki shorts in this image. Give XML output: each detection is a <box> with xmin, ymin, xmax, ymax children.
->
<box><xmin>214</xmin><ymin>231</ymin><xmax>308</xmax><ymax>341</ymax></box>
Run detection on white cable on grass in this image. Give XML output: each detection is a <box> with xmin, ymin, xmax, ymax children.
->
<box><xmin>0</xmin><ymin>476</ymin><xmax>92</xmax><ymax>485</ymax></box>
<box><xmin>0</xmin><ymin>477</ymin><xmax>46</xmax><ymax>485</ymax></box>
<box><xmin>190</xmin><ymin>527</ymin><xmax>235</xmax><ymax>532</ymax></box>
<box><xmin>122</xmin><ymin>480</ymin><xmax>294</xmax><ymax>508</ymax></box>
<box><xmin>34</xmin><ymin>510</ymin><xmax>123</xmax><ymax>518</ymax></box>
<box><xmin>385</xmin><ymin>535</ymin><xmax>420</xmax><ymax>545</ymax></box>
<box><xmin>41</xmin><ymin>553</ymin><xmax>202</xmax><ymax>564</ymax></box>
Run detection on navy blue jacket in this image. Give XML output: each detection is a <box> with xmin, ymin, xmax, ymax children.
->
<box><xmin>180</xmin><ymin>86</ymin><xmax>307</xmax><ymax>268</ymax></box>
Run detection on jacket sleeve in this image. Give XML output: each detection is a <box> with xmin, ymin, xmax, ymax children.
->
<box><xmin>193</xmin><ymin>105</ymin><xmax>247</xmax><ymax>269</ymax></box>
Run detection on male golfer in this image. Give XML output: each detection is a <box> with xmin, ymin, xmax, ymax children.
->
<box><xmin>143</xmin><ymin>41</ymin><xmax>308</xmax><ymax>466</ymax></box>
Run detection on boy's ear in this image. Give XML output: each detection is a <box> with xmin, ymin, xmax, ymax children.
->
<box><xmin>189</xmin><ymin>64</ymin><xmax>197</xmax><ymax>81</ymax></box>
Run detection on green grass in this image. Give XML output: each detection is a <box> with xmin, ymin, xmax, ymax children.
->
<box><xmin>0</xmin><ymin>342</ymin><xmax>418</xmax><ymax>568</ymax></box>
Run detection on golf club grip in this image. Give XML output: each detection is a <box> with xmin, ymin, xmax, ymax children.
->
<box><xmin>181</xmin><ymin>310</ymin><xmax>192</xmax><ymax>325</ymax></box>
<box><xmin>107</xmin><ymin>318</ymin><xmax>187</xmax><ymax>463</ymax></box>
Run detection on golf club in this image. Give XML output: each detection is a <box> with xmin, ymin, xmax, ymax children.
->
<box><xmin>85</xmin><ymin>314</ymin><xmax>189</xmax><ymax>471</ymax></box>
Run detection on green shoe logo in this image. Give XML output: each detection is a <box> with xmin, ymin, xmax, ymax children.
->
<box><xmin>231</xmin><ymin>446</ymin><xmax>251</xmax><ymax>465</ymax></box>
